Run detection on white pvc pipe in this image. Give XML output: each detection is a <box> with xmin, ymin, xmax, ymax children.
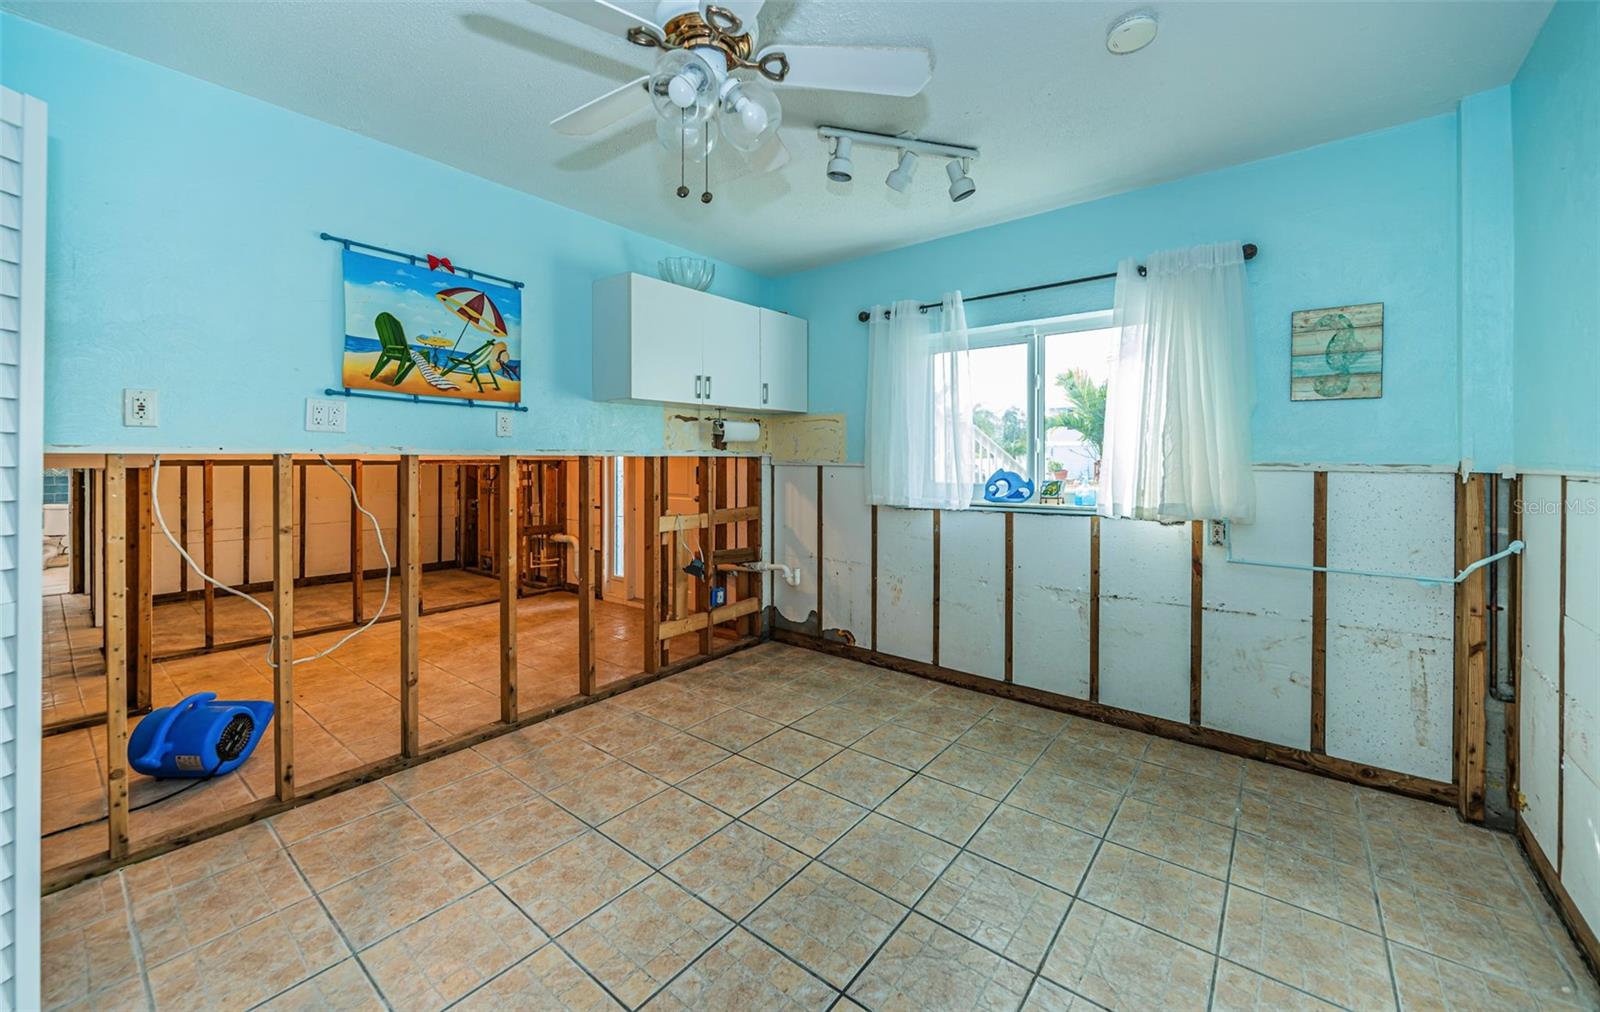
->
<box><xmin>1220</xmin><ymin>519</ymin><xmax>1524</xmax><ymax>587</ymax></box>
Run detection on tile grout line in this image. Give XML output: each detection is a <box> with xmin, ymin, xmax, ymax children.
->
<box><xmin>115</xmin><ymin>871</ymin><xmax>158</xmax><ymax>1012</ymax></box>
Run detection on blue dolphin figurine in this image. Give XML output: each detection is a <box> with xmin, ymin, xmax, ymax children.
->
<box><xmin>983</xmin><ymin>469</ymin><xmax>1035</xmax><ymax>503</ymax></box>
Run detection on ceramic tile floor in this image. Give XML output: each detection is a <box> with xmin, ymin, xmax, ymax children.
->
<box><xmin>41</xmin><ymin>643</ymin><xmax>1600</xmax><ymax>1011</ymax></box>
<box><xmin>42</xmin><ymin>581</ymin><xmax>702</xmax><ymax>874</ymax></box>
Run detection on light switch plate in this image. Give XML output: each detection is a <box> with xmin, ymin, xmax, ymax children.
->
<box><xmin>496</xmin><ymin>412</ymin><xmax>513</xmax><ymax>438</ymax></box>
<box><xmin>123</xmin><ymin>389</ymin><xmax>158</xmax><ymax>427</ymax></box>
<box><xmin>305</xmin><ymin>397</ymin><xmax>347</xmax><ymax>433</ymax></box>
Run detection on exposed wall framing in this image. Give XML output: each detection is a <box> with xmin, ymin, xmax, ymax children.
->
<box><xmin>43</xmin><ymin>451</ymin><xmax>766</xmax><ymax>890</ymax></box>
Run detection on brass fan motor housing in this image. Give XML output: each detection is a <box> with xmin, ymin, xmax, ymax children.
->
<box><xmin>627</xmin><ymin>7</ymin><xmax>790</xmax><ymax>82</ymax></box>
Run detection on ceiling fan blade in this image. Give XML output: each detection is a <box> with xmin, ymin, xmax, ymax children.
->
<box><xmin>551</xmin><ymin>76</ymin><xmax>651</xmax><ymax>135</ymax></box>
<box><xmin>746</xmin><ymin>134</ymin><xmax>789</xmax><ymax>173</ymax></box>
<box><xmin>528</xmin><ymin>0</ymin><xmax>662</xmax><ymax>42</ymax></box>
<box><xmin>761</xmin><ymin>45</ymin><xmax>932</xmax><ymax>97</ymax></box>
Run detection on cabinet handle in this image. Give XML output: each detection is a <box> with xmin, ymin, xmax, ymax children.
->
<box><xmin>762</xmin><ymin>382</ymin><xmax>769</xmax><ymax>405</ymax></box>
<box><xmin>695</xmin><ymin>375</ymin><xmax>703</xmax><ymax>399</ymax></box>
<box><xmin>706</xmin><ymin>375</ymin><xmax>713</xmax><ymax>400</ymax></box>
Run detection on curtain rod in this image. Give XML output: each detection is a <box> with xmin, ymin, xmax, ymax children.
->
<box><xmin>855</xmin><ymin>242</ymin><xmax>1258</xmax><ymax>323</ymax></box>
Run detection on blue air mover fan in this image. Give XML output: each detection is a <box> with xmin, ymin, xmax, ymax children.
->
<box><xmin>129</xmin><ymin>692</ymin><xmax>274</xmax><ymax>778</ymax></box>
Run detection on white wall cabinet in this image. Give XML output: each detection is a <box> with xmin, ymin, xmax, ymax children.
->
<box><xmin>593</xmin><ymin>273</ymin><xmax>806</xmax><ymax>413</ymax></box>
<box><xmin>759</xmin><ymin>308</ymin><xmax>808</xmax><ymax>412</ymax></box>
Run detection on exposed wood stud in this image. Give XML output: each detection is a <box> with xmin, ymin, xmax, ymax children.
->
<box><xmin>644</xmin><ymin>457</ymin><xmax>662</xmax><ymax>674</ymax></box>
<box><xmin>104</xmin><ymin>457</ymin><xmax>130</xmax><ymax>859</ymax></box>
<box><xmin>242</xmin><ymin>465</ymin><xmax>252</xmax><ymax>587</ymax></box>
<box><xmin>932</xmin><ymin>510</ymin><xmax>942</xmax><ymax>667</ymax></box>
<box><xmin>1191</xmin><ymin>520</ymin><xmax>1203</xmax><ymax>726</ymax></box>
<box><xmin>1454</xmin><ymin>473</ymin><xmax>1488</xmax><ymax>823</ymax></box>
<box><xmin>499</xmin><ymin>455</ymin><xmax>519</xmax><ymax>722</ymax></box>
<box><xmin>578</xmin><ymin>456</ymin><xmax>596</xmax><ymax>696</ymax></box>
<box><xmin>399</xmin><ymin>455</ymin><xmax>422</xmax><ymax>754</ymax></box>
<box><xmin>745</xmin><ymin>458</ymin><xmax>763</xmax><ymax>638</ymax></box>
<box><xmin>70</xmin><ymin>470</ymin><xmax>88</xmax><ymax>595</ymax></box>
<box><xmin>1004</xmin><ymin>512</ymin><xmax>1015</xmax><ymax>683</ymax></box>
<box><xmin>351</xmin><ymin>460</ymin><xmax>365</xmax><ymax>624</ymax></box>
<box><xmin>1089</xmin><ymin>515</ymin><xmax>1101</xmax><ymax>702</ymax></box>
<box><xmin>297</xmin><ymin>461</ymin><xmax>307</xmax><ymax>579</ymax></box>
<box><xmin>272</xmin><ymin>455</ymin><xmax>296</xmax><ymax>801</ymax></box>
<box><xmin>1558</xmin><ymin>475</ymin><xmax>1568</xmax><ymax>871</ymax></box>
<box><xmin>203</xmin><ymin>461</ymin><xmax>216</xmax><ymax>649</ymax></box>
<box><xmin>128</xmin><ymin>467</ymin><xmax>153</xmax><ymax>712</ymax></box>
<box><xmin>699</xmin><ymin>457</ymin><xmax>715</xmax><ymax>655</ymax></box>
<box><xmin>870</xmin><ymin>505</ymin><xmax>879</xmax><ymax>654</ymax></box>
<box><xmin>658</xmin><ymin>457</ymin><xmax>670</xmax><ymax>667</ymax></box>
<box><xmin>1311</xmin><ymin>471</ymin><xmax>1328</xmax><ymax>753</ymax></box>
<box><xmin>179</xmin><ymin>465</ymin><xmax>189</xmax><ymax>596</ymax></box>
<box><xmin>816</xmin><ymin>466</ymin><xmax>825</xmax><ymax>634</ymax></box>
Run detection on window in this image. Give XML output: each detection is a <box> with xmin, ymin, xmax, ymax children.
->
<box><xmin>610</xmin><ymin>457</ymin><xmax>626</xmax><ymax>579</ymax></box>
<box><xmin>966</xmin><ymin>312</ymin><xmax>1116</xmax><ymax>509</ymax></box>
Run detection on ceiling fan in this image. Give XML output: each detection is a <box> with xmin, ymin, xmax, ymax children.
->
<box><xmin>534</xmin><ymin>0</ymin><xmax>933</xmax><ymax>201</ymax></box>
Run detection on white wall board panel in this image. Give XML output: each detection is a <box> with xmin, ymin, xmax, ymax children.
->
<box><xmin>1100</xmin><ymin>517</ymin><xmax>1189</xmax><ymax>606</ymax></box>
<box><xmin>1200</xmin><ymin>471</ymin><xmax>1313</xmax><ymax>748</ymax></box>
<box><xmin>1099</xmin><ymin>598</ymin><xmax>1190</xmax><ymax>723</ymax></box>
<box><xmin>772</xmin><ymin>464</ymin><xmax>818</xmax><ymax>626</ymax></box>
<box><xmin>877</xmin><ymin>507</ymin><xmax>934</xmax><ymax>664</ymax></box>
<box><xmin>1202</xmin><ymin>612</ymin><xmax>1312</xmax><ymax>749</ymax></box>
<box><xmin>937</xmin><ymin>509</ymin><xmax>1006</xmax><ymax>681</ymax></box>
<box><xmin>821</xmin><ymin>465</ymin><xmax>872</xmax><ymax>643</ymax></box>
<box><xmin>1012</xmin><ymin>513</ymin><xmax>1091</xmax><ymax>698</ymax></box>
<box><xmin>1562</xmin><ymin>763</ymin><xmax>1600</xmax><ymax>943</ymax></box>
<box><xmin>1521</xmin><ymin>474</ymin><xmax>1564</xmax><ymax>857</ymax></box>
<box><xmin>1324</xmin><ymin>472</ymin><xmax>1454</xmax><ymax>780</ymax></box>
<box><xmin>1567</xmin><ymin>481</ymin><xmax>1600</xmax><ymax>634</ymax></box>
<box><xmin>1566</xmin><ymin>615</ymin><xmax>1600</xmax><ymax>785</ymax></box>
<box><xmin>1325</xmin><ymin>624</ymin><xmax>1452</xmax><ymax>781</ymax></box>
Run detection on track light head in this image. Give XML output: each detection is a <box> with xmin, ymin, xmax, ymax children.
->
<box><xmin>885</xmin><ymin>149</ymin><xmax>918</xmax><ymax>193</ymax></box>
<box><xmin>946</xmin><ymin>158</ymin><xmax>975</xmax><ymax>202</ymax></box>
<box><xmin>826</xmin><ymin>137</ymin><xmax>854</xmax><ymax>183</ymax></box>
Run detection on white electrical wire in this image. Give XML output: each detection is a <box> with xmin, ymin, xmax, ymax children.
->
<box><xmin>151</xmin><ymin>453</ymin><xmax>393</xmax><ymax>668</ymax></box>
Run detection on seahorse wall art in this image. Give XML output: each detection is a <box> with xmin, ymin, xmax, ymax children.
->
<box><xmin>1290</xmin><ymin>302</ymin><xmax>1384</xmax><ymax>401</ymax></box>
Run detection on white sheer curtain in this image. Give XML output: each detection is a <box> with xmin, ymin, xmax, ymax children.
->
<box><xmin>865</xmin><ymin>293</ymin><xmax>975</xmax><ymax>510</ymax></box>
<box><xmin>1099</xmin><ymin>241</ymin><xmax>1256</xmax><ymax>522</ymax></box>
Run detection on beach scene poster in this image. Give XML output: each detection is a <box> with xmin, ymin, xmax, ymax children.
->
<box><xmin>341</xmin><ymin>249</ymin><xmax>522</xmax><ymax>404</ymax></box>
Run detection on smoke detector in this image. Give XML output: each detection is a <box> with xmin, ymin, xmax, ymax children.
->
<box><xmin>1107</xmin><ymin>12</ymin><xmax>1158</xmax><ymax>55</ymax></box>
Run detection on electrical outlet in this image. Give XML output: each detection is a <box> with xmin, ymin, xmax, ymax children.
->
<box><xmin>305</xmin><ymin>397</ymin><xmax>347</xmax><ymax>433</ymax></box>
<box><xmin>496</xmin><ymin>412</ymin><xmax>513</xmax><ymax>438</ymax></box>
<box><xmin>1209</xmin><ymin>520</ymin><xmax>1227</xmax><ymax>546</ymax></box>
<box><xmin>123</xmin><ymin>389</ymin><xmax>158</xmax><ymax>427</ymax></box>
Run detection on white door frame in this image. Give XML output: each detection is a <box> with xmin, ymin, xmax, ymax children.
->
<box><xmin>4</xmin><ymin>83</ymin><xmax>47</xmax><ymax>1012</ymax></box>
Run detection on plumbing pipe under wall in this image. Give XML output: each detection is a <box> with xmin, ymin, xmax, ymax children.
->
<box><xmin>724</xmin><ymin>560</ymin><xmax>801</xmax><ymax>587</ymax></box>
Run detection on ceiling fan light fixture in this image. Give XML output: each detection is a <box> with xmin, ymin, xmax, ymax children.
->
<box><xmin>650</xmin><ymin>49</ymin><xmax>715</xmax><ymax>119</ymax></box>
<box><xmin>826</xmin><ymin>137</ymin><xmax>855</xmax><ymax>183</ymax></box>
<box><xmin>885</xmin><ymin>149</ymin><xmax>918</xmax><ymax>192</ymax></box>
<box><xmin>719</xmin><ymin>78</ymin><xmax>782</xmax><ymax>152</ymax></box>
<box><xmin>946</xmin><ymin>158</ymin><xmax>975</xmax><ymax>202</ymax></box>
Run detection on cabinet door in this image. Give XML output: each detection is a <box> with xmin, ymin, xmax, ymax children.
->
<box><xmin>629</xmin><ymin>275</ymin><xmax>704</xmax><ymax>404</ymax></box>
<box><xmin>759</xmin><ymin>308</ymin><xmax>808</xmax><ymax>412</ymax></box>
<box><xmin>700</xmin><ymin>294</ymin><xmax>762</xmax><ymax>409</ymax></box>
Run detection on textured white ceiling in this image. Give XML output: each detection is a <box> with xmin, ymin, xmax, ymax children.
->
<box><xmin>4</xmin><ymin>0</ymin><xmax>1551</xmax><ymax>273</ymax></box>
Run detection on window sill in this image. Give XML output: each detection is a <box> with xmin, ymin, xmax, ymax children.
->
<box><xmin>966</xmin><ymin>501</ymin><xmax>1098</xmax><ymax>516</ymax></box>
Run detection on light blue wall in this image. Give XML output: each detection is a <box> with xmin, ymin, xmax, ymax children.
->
<box><xmin>1512</xmin><ymin>0</ymin><xmax>1599</xmax><ymax>475</ymax></box>
<box><xmin>1458</xmin><ymin>87</ymin><xmax>1517</xmax><ymax>473</ymax></box>
<box><xmin>1</xmin><ymin>15</ymin><xmax>773</xmax><ymax>454</ymax></box>
<box><xmin>773</xmin><ymin>115</ymin><xmax>1475</xmax><ymax>467</ymax></box>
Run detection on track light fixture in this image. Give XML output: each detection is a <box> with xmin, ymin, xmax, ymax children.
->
<box><xmin>817</xmin><ymin>126</ymin><xmax>979</xmax><ymax>202</ymax></box>
<box><xmin>826</xmin><ymin>137</ymin><xmax>854</xmax><ymax>182</ymax></box>
<box><xmin>946</xmin><ymin>158</ymin><xmax>976</xmax><ymax>202</ymax></box>
<box><xmin>885</xmin><ymin>150</ymin><xmax>918</xmax><ymax>192</ymax></box>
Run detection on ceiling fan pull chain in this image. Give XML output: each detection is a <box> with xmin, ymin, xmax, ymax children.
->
<box><xmin>676</xmin><ymin>110</ymin><xmax>689</xmax><ymax>199</ymax></box>
<box><xmin>701</xmin><ymin>127</ymin><xmax>712</xmax><ymax>203</ymax></box>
